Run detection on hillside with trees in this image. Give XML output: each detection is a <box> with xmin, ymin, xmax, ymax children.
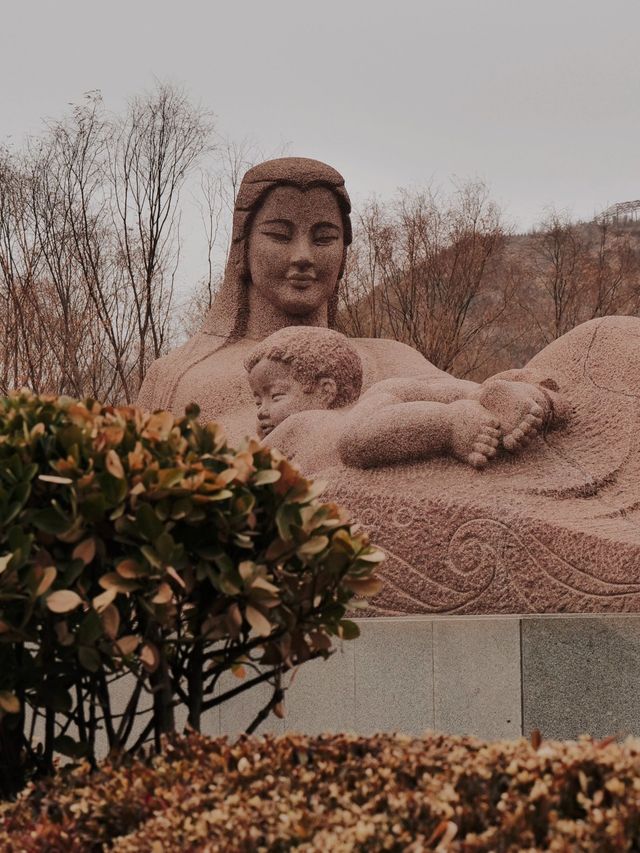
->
<box><xmin>337</xmin><ymin>193</ymin><xmax>640</xmax><ymax>381</ymax></box>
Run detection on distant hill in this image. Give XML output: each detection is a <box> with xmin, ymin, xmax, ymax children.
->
<box><xmin>338</xmin><ymin>211</ymin><xmax>640</xmax><ymax>382</ymax></box>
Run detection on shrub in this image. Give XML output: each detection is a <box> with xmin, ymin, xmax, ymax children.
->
<box><xmin>2</xmin><ymin>731</ymin><xmax>640</xmax><ymax>851</ymax></box>
<box><xmin>0</xmin><ymin>391</ymin><xmax>383</xmax><ymax>797</ymax></box>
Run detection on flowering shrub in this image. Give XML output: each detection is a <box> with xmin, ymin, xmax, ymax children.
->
<box><xmin>2</xmin><ymin>731</ymin><xmax>640</xmax><ymax>851</ymax></box>
<box><xmin>0</xmin><ymin>391</ymin><xmax>382</xmax><ymax>797</ymax></box>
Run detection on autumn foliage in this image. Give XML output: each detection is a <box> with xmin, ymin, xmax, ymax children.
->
<box><xmin>2</xmin><ymin>731</ymin><xmax>640</xmax><ymax>850</ymax></box>
<box><xmin>0</xmin><ymin>391</ymin><xmax>382</xmax><ymax>797</ymax></box>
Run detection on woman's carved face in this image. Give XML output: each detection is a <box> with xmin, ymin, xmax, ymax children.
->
<box><xmin>247</xmin><ymin>185</ymin><xmax>345</xmax><ymax>317</ymax></box>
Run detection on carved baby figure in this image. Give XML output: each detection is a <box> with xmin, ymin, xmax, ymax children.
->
<box><xmin>245</xmin><ymin>326</ymin><xmax>568</xmax><ymax>472</ymax></box>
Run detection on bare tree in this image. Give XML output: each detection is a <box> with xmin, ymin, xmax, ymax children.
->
<box><xmin>0</xmin><ymin>83</ymin><xmax>213</xmax><ymax>403</ymax></box>
<box><xmin>111</xmin><ymin>83</ymin><xmax>213</xmax><ymax>388</ymax></box>
<box><xmin>338</xmin><ymin>181</ymin><xmax>510</xmax><ymax>377</ymax></box>
<box><xmin>587</xmin><ymin>218</ymin><xmax>639</xmax><ymax>318</ymax></box>
<box><xmin>523</xmin><ymin>213</ymin><xmax>640</xmax><ymax>344</ymax></box>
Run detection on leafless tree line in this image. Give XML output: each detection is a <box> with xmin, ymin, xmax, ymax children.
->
<box><xmin>337</xmin><ymin>188</ymin><xmax>640</xmax><ymax>380</ymax></box>
<box><xmin>2</xmin><ymin>83</ymin><xmax>639</xmax><ymax>399</ymax></box>
<box><xmin>0</xmin><ymin>84</ymin><xmax>212</xmax><ymax>401</ymax></box>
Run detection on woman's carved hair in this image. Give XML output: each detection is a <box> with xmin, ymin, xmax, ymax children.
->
<box><xmin>244</xmin><ymin>326</ymin><xmax>362</xmax><ymax>409</ymax></box>
<box><xmin>201</xmin><ymin>158</ymin><xmax>352</xmax><ymax>341</ymax></box>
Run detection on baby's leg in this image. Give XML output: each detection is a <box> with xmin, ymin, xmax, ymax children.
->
<box><xmin>359</xmin><ymin>376</ymin><xmax>478</xmax><ymax>405</ymax></box>
<box><xmin>339</xmin><ymin>394</ymin><xmax>500</xmax><ymax>469</ymax></box>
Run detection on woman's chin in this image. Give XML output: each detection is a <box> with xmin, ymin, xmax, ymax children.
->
<box><xmin>274</xmin><ymin>287</ymin><xmax>332</xmax><ymax>316</ymax></box>
<box><xmin>280</xmin><ymin>299</ymin><xmax>324</xmax><ymax>318</ymax></box>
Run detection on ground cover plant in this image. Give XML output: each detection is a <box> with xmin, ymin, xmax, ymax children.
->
<box><xmin>1</xmin><ymin>730</ymin><xmax>640</xmax><ymax>851</ymax></box>
<box><xmin>0</xmin><ymin>391</ymin><xmax>382</xmax><ymax>797</ymax></box>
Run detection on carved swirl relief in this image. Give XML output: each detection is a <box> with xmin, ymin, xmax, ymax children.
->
<box><xmin>336</xmin><ymin>484</ymin><xmax>640</xmax><ymax>616</ymax></box>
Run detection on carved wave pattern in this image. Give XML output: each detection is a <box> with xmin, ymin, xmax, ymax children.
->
<box><xmin>341</xmin><ymin>493</ymin><xmax>640</xmax><ymax>616</ymax></box>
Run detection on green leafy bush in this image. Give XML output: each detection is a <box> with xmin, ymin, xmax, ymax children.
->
<box><xmin>0</xmin><ymin>391</ymin><xmax>383</xmax><ymax>797</ymax></box>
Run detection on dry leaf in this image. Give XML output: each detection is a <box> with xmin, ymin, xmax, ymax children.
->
<box><xmin>93</xmin><ymin>588</ymin><xmax>117</xmax><ymax>612</ymax></box>
<box><xmin>35</xmin><ymin>566</ymin><xmax>57</xmax><ymax>596</ymax></box>
<box><xmin>0</xmin><ymin>691</ymin><xmax>20</xmax><ymax>714</ymax></box>
<box><xmin>101</xmin><ymin>604</ymin><xmax>120</xmax><ymax>639</ymax></box>
<box><xmin>166</xmin><ymin>565</ymin><xmax>185</xmax><ymax>588</ymax></box>
<box><xmin>72</xmin><ymin>538</ymin><xmax>96</xmax><ymax>565</ymax></box>
<box><xmin>139</xmin><ymin>642</ymin><xmax>160</xmax><ymax>672</ymax></box>
<box><xmin>105</xmin><ymin>449</ymin><xmax>125</xmax><ymax>480</ymax></box>
<box><xmin>151</xmin><ymin>582</ymin><xmax>173</xmax><ymax>604</ymax></box>
<box><xmin>246</xmin><ymin>605</ymin><xmax>272</xmax><ymax>637</ymax></box>
<box><xmin>115</xmin><ymin>635</ymin><xmax>139</xmax><ymax>656</ymax></box>
<box><xmin>46</xmin><ymin>590</ymin><xmax>82</xmax><ymax>613</ymax></box>
<box><xmin>116</xmin><ymin>559</ymin><xmax>141</xmax><ymax>579</ymax></box>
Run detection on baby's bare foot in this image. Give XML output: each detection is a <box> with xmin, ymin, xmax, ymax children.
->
<box><xmin>448</xmin><ymin>399</ymin><xmax>502</xmax><ymax>468</ymax></box>
<box><xmin>479</xmin><ymin>379</ymin><xmax>548</xmax><ymax>453</ymax></box>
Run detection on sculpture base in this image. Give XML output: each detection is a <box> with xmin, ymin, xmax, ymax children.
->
<box><xmin>226</xmin><ymin>615</ymin><xmax>640</xmax><ymax>742</ymax></box>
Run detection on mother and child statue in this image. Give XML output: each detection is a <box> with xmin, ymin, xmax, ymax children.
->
<box><xmin>139</xmin><ymin>158</ymin><xmax>640</xmax><ymax>615</ymax></box>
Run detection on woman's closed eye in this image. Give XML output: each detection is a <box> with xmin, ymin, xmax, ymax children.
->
<box><xmin>261</xmin><ymin>229</ymin><xmax>290</xmax><ymax>243</ymax></box>
<box><xmin>313</xmin><ymin>224</ymin><xmax>340</xmax><ymax>245</ymax></box>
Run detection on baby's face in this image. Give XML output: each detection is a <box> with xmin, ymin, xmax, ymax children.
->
<box><xmin>248</xmin><ymin>359</ymin><xmax>326</xmax><ymax>438</ymax></box>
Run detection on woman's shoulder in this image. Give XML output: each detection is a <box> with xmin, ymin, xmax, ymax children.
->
<box><xmin>350</xmin><ymin>336</ymin><xmax>444</xmax><ymax>383</ymax></box>
<box><xmin>136</xmin><ymin>332</ymin><xmax>228</xmax><ymax>409</ymax></box>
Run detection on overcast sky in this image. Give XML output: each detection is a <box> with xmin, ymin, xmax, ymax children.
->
<box><xmin>1</xmin><ymin>0</ymin><xmax>639</xmax><ymax>292</ymax></box>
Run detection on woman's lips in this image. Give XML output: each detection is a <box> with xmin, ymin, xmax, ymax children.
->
<box><xmin>286</xmin><ymin>274</ymin><xmax>316</xmax><ymax>284</ymax></box>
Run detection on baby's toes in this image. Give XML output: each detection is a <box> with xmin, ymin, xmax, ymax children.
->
<box><xmin>474</xmin><ymin>441</ymin><xmax>497</xmax><ymax>458</ymax></box>
<box><xmin>476</xmin><ymin>429</ymin><xmax>500</xmax><ymax>447</ymax></box>
<box><xmin>485</xmin><ymin>426</ymin><xmax>502</xmax><ymax>442</ymax></box>
<box><xmin>503</xmin><ymin>428</ymin><xmax>525</xmax><ymax>451</ymax></box>
<box><xmin>524</xmin><ymin>413</ymin><xmax>544</xmax><ymax>431</ymax></box>
<box><xmin>468</xmin><ymin>451</ymin><xmax>489</xmax><ymax>468</ymax></box>
<box><xmin>529</xmin><ymin>402</ymin><xmax>544</xmax><ymax>419</ymax></box>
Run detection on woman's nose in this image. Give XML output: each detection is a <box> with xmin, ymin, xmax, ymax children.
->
<box><xmin>257</xmin><ymin>404</ymin><xmax>270</xmax><ymax>420</ymax></box>
<box><xmin>290</xmin><ymin>236</ymin><xmax>314</xmax><ymax>269</ymax></box>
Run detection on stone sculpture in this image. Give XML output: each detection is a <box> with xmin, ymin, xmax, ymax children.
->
<box><xmin>138</xmin><ymin>158</ymin><xmax>640</xmax><ymax>615</ymax></box>
<box><xmin>244</xmin><ymin>325</ymin><xmax>572</xmax><ymax>472</ymax></box>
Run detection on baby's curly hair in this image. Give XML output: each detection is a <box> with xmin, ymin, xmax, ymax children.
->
<box><xmin>244</xmin><ymin>326</ymin><xmax>363</xmax><ymax>409</ymax></box>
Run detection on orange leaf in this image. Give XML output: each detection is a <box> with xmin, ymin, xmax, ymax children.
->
<box><xmin>35</xmin><ymin>566</ymin><xmax>57</xmax><ymax>597</ymax></box>
<box><xmin>101</xmin><ymin>604</ymin><xmax>120</xmax><ymax>640</ymax></box>
<box><xmin>72</xmin><ymin>538</ymin><xmax>96</xmax><ymax>565</ymax></box>
<box><xmin>38</xmin><ymin>474</ymin><xmax>73</xmax><ymax>485</ymax></box>
<box><xmin>105</xmin><ymin>449</ymin><xmax>125</xmax><ymax>480</ymax></box>
<box><xmin>151</xmin><ymin>582</ymin><xmax>172</xmax><ymax>604</ymax></box>
<box><xmin>246</xmin><ymin>606</ymin><xmax>272</xmax><ymax>638</ymax></box>
<box><xmin>0</xmin><ymin>691</ymin><xmax>20</xmax><ymax>714</ymax></box>
<box><xmin>143</xmin><ymin>411</ymin><xmax>174</xmax><ymax>441</ymax></box>
<box><xmin>345</xmin><ymin>577</ymin><xmax>384</xmax><ymax>596</ymax></box>
<box><xmin>139</xmin><ymin>642</ymin><xmax>160</xmax><ymax>672</ymax></box>
<box><xmin>115</xmin><ymin>635</ymin><xmax>139</xmax><ymax>656</ymax></box>
<box><xmin>93</xmin><ymin>588</ymin><xmax>117</xmax><ymax>612</ymax></box>
<box><xmin>46</xmin><ymin>590</ymin><xmax>82</xmax><ymax>613</ymax></box>
<box><xmin>99</xmin><ymin>573</ymin><xmax>138</xmax><ymax>593</ymax></box>
<box><xmin>116</xmin><ymin>559</ymin><xmax>141</xmax><ymax>579</ymax></box>
<box><xmin>166</xmin><ymin>565</ymin><xmax>185</xmax><ymax>588</ymax></box>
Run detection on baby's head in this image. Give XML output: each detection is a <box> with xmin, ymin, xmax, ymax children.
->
<box><xmin>244</xmin><ymin>326</ymin><xmax>363</xmax><ymax>437</ymax></box>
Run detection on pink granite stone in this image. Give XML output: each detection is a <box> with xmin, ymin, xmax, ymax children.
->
<box><xmin>138</xmin><ymin>158</ymin><xmax>640</xmax><ymax>615</ymax></box>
